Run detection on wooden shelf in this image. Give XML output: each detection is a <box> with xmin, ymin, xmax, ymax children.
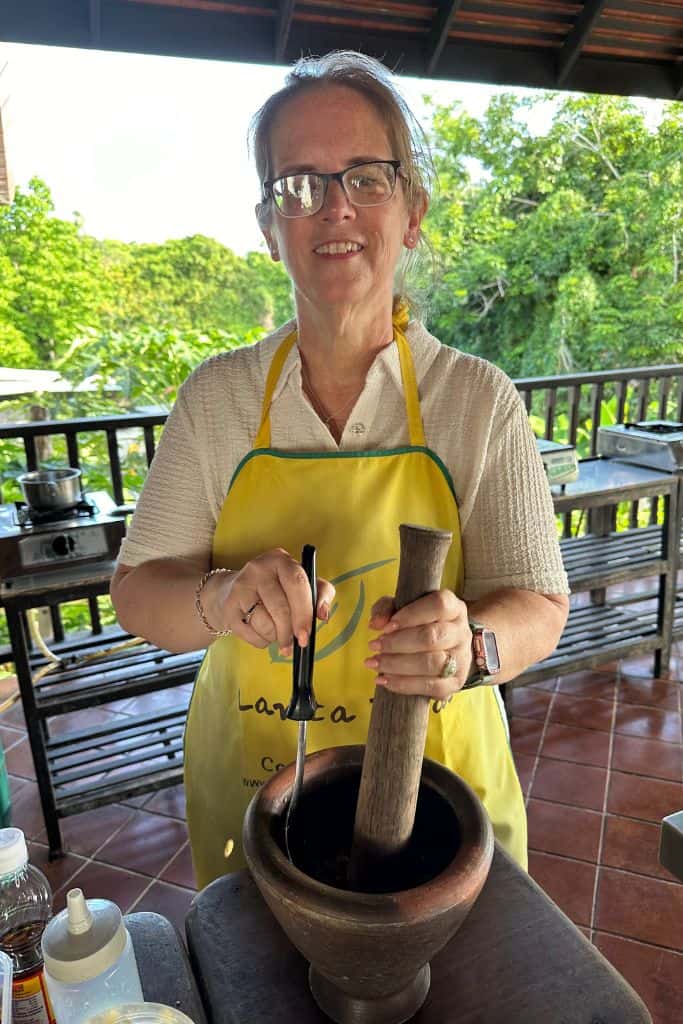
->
<box><xmin>515</xmin><ymin>601</ymin><xmax>668</xmax><ymax>687</ymax></box>
<box><xmin>560</xmin><ymin>525</ymin><xmax>665</xmax><ymax>591</ymax></box>
<box><xmin>31</xmin><ymin>626</ymin><xmax>203</xmax><ymax>715</ymax></box>
<box><xmin>47</xmin><ymin>704</ymin><xmax>189</xmax><ymax>817</ymax></box>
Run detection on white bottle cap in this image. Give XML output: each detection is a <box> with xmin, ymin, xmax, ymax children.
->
<box><xmin>0</xmin><ymin>828</ymin><xmax>29</xmax><ymax>875</ymax></box>
<box><xmin>41</xmin><ymin>888</ymin><xmax>128</xmax><ymax>983</ymax></box>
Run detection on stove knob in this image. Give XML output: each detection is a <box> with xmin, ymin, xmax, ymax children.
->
<box><xmin>52</xmin><ymin>534</ymin><xmax>76</xmax><ymax>557</ymax></box>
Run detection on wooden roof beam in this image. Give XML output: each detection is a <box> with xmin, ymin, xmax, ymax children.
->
<box><xmin>89</xmin><ymin>0</ymin><xmax>102</xmax><ymax>46</ymax></box>
<box><xmin>426</xmin><ymin>0</ymin><xmax>464</xmax><ymax>77</ymax></box>
<box><xmin>556</xmin><ymin>0</ymin><xmax>608</xmax><ymax>85</ymax></box>
<box><xmin>275</xmin><ymin>0</ymin><xmax>295</xmax><ymax>62</ymax></box>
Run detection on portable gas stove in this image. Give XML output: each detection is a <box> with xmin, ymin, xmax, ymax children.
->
<box><xmin>0</xmin><ymin>491</ymin><xmax>127</xmax><ymax>600</ymax></box>
<box><xmin>597</xmin><ymin>420</ymin><xmax>683</xmax><ymax>474</ymax></box>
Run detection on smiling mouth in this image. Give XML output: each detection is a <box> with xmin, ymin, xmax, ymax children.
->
<box><xmin>313</xmin><ymin>241</ymin><xmax>364</xmax><ymax>255</ymax></box>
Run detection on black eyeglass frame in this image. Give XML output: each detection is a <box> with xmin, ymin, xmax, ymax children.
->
<box><xmin>262</xmin><ymin>160</ymin><xmax>404</xmax><ymax>217</ymax></box>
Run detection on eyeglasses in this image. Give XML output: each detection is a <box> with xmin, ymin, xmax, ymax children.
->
<box><xmin>263</xmin><ymin>160</ymin><xmax>403</xmax><ymax>218</ymax></box>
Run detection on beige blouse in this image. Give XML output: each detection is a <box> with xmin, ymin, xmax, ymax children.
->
<box><xmin>119</xmin><ymin>319</ymin><xmax>569</xmax><ymax>601</ymax></box>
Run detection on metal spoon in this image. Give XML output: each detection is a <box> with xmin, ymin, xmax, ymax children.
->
<box><xmin>284</xmin><ymin>544</ymin><xmax>318</xmax><ymax>863</ymax></box>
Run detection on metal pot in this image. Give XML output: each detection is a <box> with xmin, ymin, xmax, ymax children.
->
<box><xmin>17</xmin><ymin>468</ymin><xmax>83</xmax><ymax>511</ymax></box>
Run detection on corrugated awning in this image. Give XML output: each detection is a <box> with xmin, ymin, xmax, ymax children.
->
<box><xmin>2</xmin><ymin>1</ymin><xmax>682</xmax><ymax>100</ymax></box>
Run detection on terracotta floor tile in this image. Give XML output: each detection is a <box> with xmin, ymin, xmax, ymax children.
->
<box><xmin>509</xmin><ymin>716</ymin><xmax>544</xmax><ymax>756</ymax></box>
<box><xmin>595</xmin><ymin>867</ymin><xmax>683</xmax><ymax>951</ymax></box>
<box><xmin>594</xmin><ymin>933</ymin><xmax>683</xmax><ymax>1024</ymax></box>
<box><xmin>611</xmin><ymin>733</ymin><xmax>682</xmax><ymax>783</ymax></box>
<box><xmin>0</xmin><ymin>724</ymin><xmax>26</xmax><ymax>750</ymax></box>
<box><xmin>27</xmin><ymin>841</ymin><xmax>87</xmax><ymax>892</ymax></box>
<box><xmin>527</xmin><ymin>851</ymin><xmax>596</xmax><ymax>927</ymax></box>
<box><xmin>558</xmin><ymin>670</ymin><xmax>617</xmax><ymax>701</ymax></box>
<box><xmin>526</xmin><ymin>798</ymin><xmax>601</xmax><ymax>863</ymax></box>
<box><xmin>511</xmin><ymin>752</ymin><xmax>535</xmax><ymax>797</ymax></box>
<box><xmin>107</xmin><ymin>688</ymin><xmax>190</xmax><ymax>717</ymax></box>
<box><xmin>0</xmin><ymin>674</ymin><xmax>18</xmax><ymax>702</ymax></box>
<box><xmin>607</xmin><ymin>771</ymin><xmax>683</xmax><ymax>824</ymax></box>
<box><xmin>144</xmin><ymin>783</ymin><xmax>186</xmax><ymax>820</ymax></box>
<box><xmin>540</xmin><ymin>721</ymin><xmax>611</xmax><ymax>767</ymax></box>
<box><xmin>549</xmin><ymin>694</ymin><xmax>614</xmax><ymax>733</ymax></box>
<box><xmin>620</xmin><ymin>652</ymin><xmax>672</xmax><ymax>679</ymax></box>
<box><xmin>46</xmin><ymin>706</ymin><xmax>130</xmax><ymax>736</ymax></box>
<box><xmin>506</xmin><ymin>688</ymin><xmax>552</xmax><ymax>721</ymax></box>
<box><xmin>96</xmin><ymin>810</ymin><xmax>188</xmax><ymax>878</ymax></box>
<box><xmin>530</xmin><ymin>758</ymin><xmax>607</xmax><ymax>811</ymax></box>
<box><xmin>614</xmin><ymin>704</ymin><xmax>681</xmax><ymax>744</ymax></box>
<box><xmin>128</xmin><ymin>881</ymin><xmax>195</xmax><ymax>937</ymax></box>
<box><xmin>160</xmin><ymin>842</ymin><xmax>196</xmax><ymax>889</ymax></box>
<box><xmin>1</xmin><ymin>702</ymin><xmax>26</xmax><ymax>730</ymax></box>
<box><xmin>10</xmin><ymin>781</ymin><xmax>49</xmax><ymax>839</ymax></box>
<box><xmin>618</xmin><ymin>675</ymin><xmax>679</xmax><ymax>711</ymax></box>
<box><xmin>8</xmin><ymin>773</ymin><xmax>30</xmax><ymax>800</ymax></box>
<box><xmin>36</xmin><ymin>803</ymin><xmax>136</xmax><ymax>858</ymax></box>
<box><xmin>54</xmin><ymin>861</ymin><xmax>149</xmax><ymax>914</ymax></box>
<box><xmin>601</xmin><ymin>815</ymin><xmax>677</xmax><ymax>882</ymax></box>
<box><xmin>526</xmin><ymin>678</ymin><xmax>558</xmax><ymax>692</ymax></box>
<box><xmin>121</xmin><ymin>793</ymin><xmax>150</xmax><ymax>809</ymax></box>
<box><xmin>4</xmin><ymin>736</ymin><xmax>36</xmax><ymax>780</ymax></box>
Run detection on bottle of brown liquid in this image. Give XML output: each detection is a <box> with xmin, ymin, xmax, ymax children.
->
<box><xmin>0</xmin><ymin>827</ymin><xmax>55</xmax><ymax>1023</ymax></box>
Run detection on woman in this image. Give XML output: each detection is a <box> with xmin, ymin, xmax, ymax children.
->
<box><xmin>111</xmin><ymin>52</ymin><xmax>569</xmax><ymax>889</ymax></box>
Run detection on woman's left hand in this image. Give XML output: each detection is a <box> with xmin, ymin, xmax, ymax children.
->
<box><xmin>364</xmin><ymin>590</ymin><xmax>473</xmax><ymax>699</ymax></box>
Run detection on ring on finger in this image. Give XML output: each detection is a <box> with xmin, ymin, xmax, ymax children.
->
<box><xmin>439</xmin><ymin>651</ymin><xmax>458</xmax><ymax>679</ymax></box>
<box><xmin>242</xmin><ymin>601</ymin><xmax>261</xmax><ymax>626</ymax></box>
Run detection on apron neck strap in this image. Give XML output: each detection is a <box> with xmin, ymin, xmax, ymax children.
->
<box><xmin>253</xmin><ymin>303</ymin><xmax>426</xmax><ymax>449</ymax></box>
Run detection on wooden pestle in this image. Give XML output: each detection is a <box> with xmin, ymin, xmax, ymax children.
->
<box><xmin>348</xmin><ymin>523</ymin><xmax>453</xmax><ymax>891</ymax></box>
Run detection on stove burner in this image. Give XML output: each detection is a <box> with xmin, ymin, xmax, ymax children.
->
<box><xmin>625</xmin><ymin>420</ymin><xmax>683</xmax><ymax>434</ymax></box>
<box><xmin>14</xmin><ymin>497</ymin><xmax>98</xmax><ymax>528</ymax></box>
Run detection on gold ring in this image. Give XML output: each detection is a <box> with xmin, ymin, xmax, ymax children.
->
<box><xmin>242</xmin><ymin>601</ymin><xmax>261</xmax><ymax>625</ymax></box>
<box><xmin>439</xmin><ymin>653</ymin><xmax>457</xmax><ymax>678</ymax></box>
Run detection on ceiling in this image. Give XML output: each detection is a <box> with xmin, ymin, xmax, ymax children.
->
<box><xmin>2</xmin><ymin>1</ymin><xmax>682</xmax><ymax>100</ymax></box>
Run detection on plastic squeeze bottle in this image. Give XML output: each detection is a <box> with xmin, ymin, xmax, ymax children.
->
<box><xmin>40</xmin><ymin>888</ymin><xmax>143</xmax><ymax>1024</ymax></box>
<box><xmin>0</xmin><ymin>827</ymin><xmax>55</xmax><ymax>1023</ymax></box>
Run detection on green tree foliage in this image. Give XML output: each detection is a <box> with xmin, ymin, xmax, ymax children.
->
<box><xmin>98</xmin><ymin>235</ymin><xmax>292</xmax><ymax>336</ymax></box>
<box><xmin>0</xmin><ymin>178</ymin><xmax>104</xmax><ymax>366</ymax></box>
<box><xmin>423</xmin><ymin>94</ymin><xmax>683</xmax><ymax>376</ymax></box>
<box><xmin>0</xmin><ymin>179</ymin><xmax>293</xmax><ymax>413</ymax></box>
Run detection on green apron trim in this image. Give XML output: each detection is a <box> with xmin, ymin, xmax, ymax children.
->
<box><xmin>228</xmin><ymin>445</ymin><xmax>458</xmax><ymax>502</ymax></box>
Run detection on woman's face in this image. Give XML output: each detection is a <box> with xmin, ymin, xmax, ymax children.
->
<box><xmin>259</xmin><ymin>84</ymin><xmax>424</xmax><ymax>318</ymax></box>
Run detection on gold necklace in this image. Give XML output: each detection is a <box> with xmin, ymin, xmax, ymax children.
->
<box><xmin>300</xmin><ymin>360</ymin><xmax>364</xmax><ymax>428</ymax></box>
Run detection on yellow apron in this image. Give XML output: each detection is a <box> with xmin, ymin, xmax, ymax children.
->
<box><xmin>185</xmin><ymin>311</ymin><xmax>527</xmax><ymax>888</ymax></box>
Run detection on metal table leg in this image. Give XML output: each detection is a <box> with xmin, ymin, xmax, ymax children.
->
<box><xmin>5</xmin><ymin>607</ymin><xmax>64</xmax><ymax>858</ymax></box>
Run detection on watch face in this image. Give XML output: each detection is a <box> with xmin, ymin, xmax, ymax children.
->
<box><xmin>473</xmin><ymin>628</ymin><xmax>500</xmax><ymax>675</ymax></box>
<box><xmin>482</xmin><ymin>629</ymin><xmax>501</xmax><ymax>674</ymax></box>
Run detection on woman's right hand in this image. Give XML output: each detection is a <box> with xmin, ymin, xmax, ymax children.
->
<box><xmin>203</xmin><ymin>548</ymin><xmax>335</xmax><ymax>653</ymax></box>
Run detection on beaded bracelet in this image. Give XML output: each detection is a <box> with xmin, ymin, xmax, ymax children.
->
<box><xmin>195</xmin><ymin>567</ymin><xmax>234</xmax><ymax>637</ymax></box>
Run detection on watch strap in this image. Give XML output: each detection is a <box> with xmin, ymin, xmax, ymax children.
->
<box><xmin>465</xmin><ymin>620</ymin><xmax>491</xmax><ymax>689</ymax></box>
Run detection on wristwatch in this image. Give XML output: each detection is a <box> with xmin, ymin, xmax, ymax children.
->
<box><xmin>462</xmin><ymin>620</ymin><xmax>501</xmax><ymax>690</ymax></box>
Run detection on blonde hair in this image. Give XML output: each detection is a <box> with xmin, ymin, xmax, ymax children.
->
<box><xmin>249</xmin><ymin>51</ymin><xmax>433</xmax><ymax>311</ymax></box>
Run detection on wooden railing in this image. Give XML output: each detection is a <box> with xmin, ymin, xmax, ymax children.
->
<box><xmin>1</xmin><ymin>364</ymin><xmax>681</xmax><ymax>502</ymax></box>
<box><xmin>0</xmin><ymin>362</ymin><xmax>681</xmax><ymax>665</ymax></box>
<box><xmin>515</xmin><ymin>364</ymin><xmax>683</xmax><ymax>454</ymax></box>
<box><xmin>0</xmin><ymin>412</ymin><xmax>168</xmax><ymax>506</ymax></box>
